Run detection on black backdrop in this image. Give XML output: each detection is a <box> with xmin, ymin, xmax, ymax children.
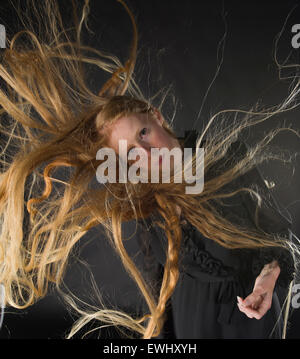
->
<box><xmin>0</xmin><ymin>0</ymin><xmax>299</xmax><ymax>339</ymax></box>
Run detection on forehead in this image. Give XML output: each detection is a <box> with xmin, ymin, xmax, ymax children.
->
<box><xmin>108</xmin><ymin>112</ymin><xmax>151</xmax><ymax>146</ymax></box>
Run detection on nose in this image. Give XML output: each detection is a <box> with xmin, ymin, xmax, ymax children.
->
<box><xmin>138</xmin><ymin>144</ymin><xmax>152</xmax><ymax>162</ymax></box>
<box><xmin>140</xmin><ymin>145</ymin><xmax>162</xmax><ymax>169</ymax></box>
<box><xmin>127</xmin><ymin>142</ymin><xmax>151</xmax><ymax>164</ymax></box>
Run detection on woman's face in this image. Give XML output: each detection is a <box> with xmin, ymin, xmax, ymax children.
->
<box><xmin>101</xmin><ymin>109</ymin><xmax>181</xmax><ymax>173</ymax></box>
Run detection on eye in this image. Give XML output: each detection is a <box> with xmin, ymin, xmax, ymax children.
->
<box><xmin>127</xmin><ymin>128</ymin><xmax>148</xmax><ymax>156</ymax></box>
<box><xmin>140</xmin><ymin>127</ymin><xmax>147</xmax><ymax>137</ymax></box>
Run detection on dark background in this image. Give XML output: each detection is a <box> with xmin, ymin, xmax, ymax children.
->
<box><xmin>0</xmin><ymin>0</ymin><xmax>299</xmax><ymax>339</ymax></box>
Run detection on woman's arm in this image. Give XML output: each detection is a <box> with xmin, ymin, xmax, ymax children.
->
<box><xmin>237</xmin><ymin>260</ymin><xmax>281</xmax><ymax>319</ymax></box>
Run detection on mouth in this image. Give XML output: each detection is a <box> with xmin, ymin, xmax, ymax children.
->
<box><xmin>149</xmin><ymin>155</ymin><xmax>163</xmax><ymax>165</ymax></box>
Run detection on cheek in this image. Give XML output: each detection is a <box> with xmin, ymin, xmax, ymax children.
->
<box><xmin>151</xmin><ymin>128</ymin><xmax>174</xmax><ymax>148</ymax></box>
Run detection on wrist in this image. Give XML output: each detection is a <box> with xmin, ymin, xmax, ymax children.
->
<box><xmin>260</xmin><ymin>260</ymin><xmax>280</xmax><ymax>279</ymax></box>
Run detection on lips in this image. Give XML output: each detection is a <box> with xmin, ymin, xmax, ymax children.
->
<box><xmin>149</xmin><ymin>154</ymin><xmax>163</xmax><ymax>164</ymax></box>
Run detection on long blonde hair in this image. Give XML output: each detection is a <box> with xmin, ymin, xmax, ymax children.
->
<box><xmin>0</xmin><ymin>0</ymin><xmax>299</xmax><ymax>339</ymax></box>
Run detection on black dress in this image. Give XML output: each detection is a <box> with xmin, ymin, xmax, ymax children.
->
<box><xmin>137</xmin><ymin>134</ymin><xmax>296</xmax><ymax>339</ymax></box>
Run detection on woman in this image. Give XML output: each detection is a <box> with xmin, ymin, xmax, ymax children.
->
<box><xmin>0</xmin><ymin>0</ymin><xmax>298</xmax><ymax>339</ymax></box>
<box><xmin>136</xmin><ymin>128</ymin><xmax>296</xmax><ymax>339</ymax></box>
<box><xmin>99</xmin><ymin>98</ymin><xmax>295</xmax><ymax>339</ymax></box>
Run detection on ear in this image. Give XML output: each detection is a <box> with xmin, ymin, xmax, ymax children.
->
<box><xmin>152</xmin><ymin>107</ymin><xmax>164</xmax><ymax>125</ymax></box>
<box><xmin>97</xmin><ymin>120</ymin><xmax>112</xmax><ymax>138</ymax></box>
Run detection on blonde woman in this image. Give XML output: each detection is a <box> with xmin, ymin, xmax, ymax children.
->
<box><xmin>0</xmin><ymin>0</ymin><xmax>298</xmax><ymax>339</ymax></box>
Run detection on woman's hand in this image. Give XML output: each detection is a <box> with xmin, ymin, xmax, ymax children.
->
<box><xmin>237</xmin><ymin>260</ymin><xmax>280</xmax><ymax>319</ymax></box>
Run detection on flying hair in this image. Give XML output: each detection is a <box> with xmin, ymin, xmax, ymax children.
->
<box><xmin>0</xmin><ymin>0</ymin><xmax>299</xmax><ymax>339</ymax></box>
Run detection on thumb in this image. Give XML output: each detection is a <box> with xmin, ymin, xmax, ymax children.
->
<box><xmin>243</xmin><ymin>292</ymin><xmax>262</xmax><ymax>307</ymax></box>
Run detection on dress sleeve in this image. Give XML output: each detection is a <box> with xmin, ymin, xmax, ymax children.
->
<box><xmin>222</xmin><ymin>140</ymin><xmax>296</xmax><ymax>288</ymax></box>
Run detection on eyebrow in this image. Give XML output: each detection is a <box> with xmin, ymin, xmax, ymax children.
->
<box><xmin>126</xmin><ymin>120</ymin><xmax>148</xmax><ymax>155</ymax></box>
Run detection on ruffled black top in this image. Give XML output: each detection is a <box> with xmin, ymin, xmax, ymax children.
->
<box><xmin>139</xmin><ymin>210</ymin><xmax>295</xmax><ymax>291</ymax></box>
<box><xmin>179</xmin><ymin>218</ymin><xmax>234</xmax><ymax>278</ymax></box>
<box><xmin>179</xmin><ymin>214</ymin><xmax>295</xmax><ymax>288</ymax></box>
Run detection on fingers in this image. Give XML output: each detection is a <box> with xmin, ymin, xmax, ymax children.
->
<box><xmin>237</xmin><ymin>296</ymin><xmax>256</xmax><ymax>318</ymax></box>
<box><xmin>242</xmin><ymin>292</ymin><xmax>264</xmax><ymax>307</ymax></box>
<box><xmin>238</xmin><ymin>303</ymin><xmax>268</xmax><ymax>319</ymax></box>
<box><xmin>237</xmin><ymin>295</ymin><xmax>262</xmax><ymax>311</ymax></box>
<box><xmin>237</xmin><ymin>294</ymin><xmax>271</xmax><ymax>320</ymax></box>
